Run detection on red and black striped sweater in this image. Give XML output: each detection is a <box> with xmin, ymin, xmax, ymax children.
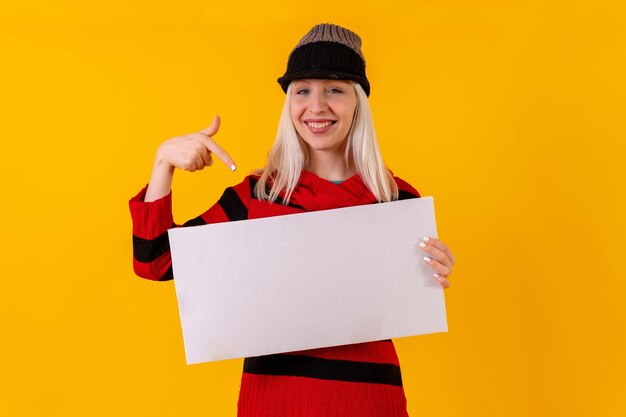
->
<box><xmin>128</xmin><ymin>168</ymin><xmax>421</xmax><ymax>417</ymax></box>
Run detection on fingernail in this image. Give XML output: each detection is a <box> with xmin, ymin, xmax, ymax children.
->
<box><xmin>418</xmin><ymin>242</ymin><xmax>426</xmax><ymax>248</ymax></box>
<box><xmin>423</xmin><ymin>256</ymin><xmax>431</xmax><ymax>262</ymax></box>
<box><xmin>422</xmin><ymin>236</ymin><xmax>430</xmax><ymax>242</ymax></box>
<box><xmin>434</xmin><ymin>273</ymin><xmax>440</xmax><ymax>278</ymax></box>
<box><xmin>230</xmin><ymin>164</ymin><xmax>237</xmax><ymax>171</ymax></box>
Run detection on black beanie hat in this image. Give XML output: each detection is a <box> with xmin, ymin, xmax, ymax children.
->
<box><xmin>277</xmin><ymin>23</ymin><xmax>371</xmax><ymax>97</ymax></box>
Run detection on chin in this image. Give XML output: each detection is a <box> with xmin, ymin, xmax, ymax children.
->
<box><xmin>305</xmin><ymin>141</ymin><xmax>341</xmax><ymax>151</ymax></box>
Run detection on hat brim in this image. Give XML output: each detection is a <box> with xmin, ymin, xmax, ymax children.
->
<box><xmin>277</xmin><ymin>69</ymin><xmax>370</xmax><ymax>96</ymax></box>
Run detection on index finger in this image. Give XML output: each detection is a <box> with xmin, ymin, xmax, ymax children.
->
<box><xmin>193</xmin><ymin>133</ymin><xmax>237</xmax><ymax>171</ymax></box>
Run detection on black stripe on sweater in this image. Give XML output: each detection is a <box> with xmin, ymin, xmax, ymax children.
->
<box><xmin>398</xmin><ymin>190</ymin><xmax>419</xmax><ymax>200</ymax></box>
<box><xmin>132</xmin><ymin>222</ymin><xmax>176</xmax><ymax>263</ymax></box>
<box><xmin>134</xmin><ymin>214</ymin><xmax>205</xmax><ymax>264</ymax></box>
<box><xmin>243</xmin><ymin>354</ymin><xmax>403</xmax><ymax>386</ymax></box>
<box><xmin>159</xmin><ymin>264</ymin><xmax>174</xmax><ymax>281</ymax></box>
<box><xmin>183</xmin><ymin>216</ymin><xmax>207</xmax><ymax>227</ymax></box>
<box><xmin>133</xmin><ymin>186</ymin><xmax>244</xmax><ymax>266</ymax></box>
<box><xmin>248</xmin><ymin>176</ymin><xmax>306</xmax><ymax>210</ymax></box>
<box><xmin>218</xmin><ymin>187</ymin><xmax>248</xmax><ymax>221</ymax></box>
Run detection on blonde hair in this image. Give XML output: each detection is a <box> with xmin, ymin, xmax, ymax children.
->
<box><xmin>252</xmin><ymin>81</ymin><xmax>399</xmax><ymax>204</ymax></box>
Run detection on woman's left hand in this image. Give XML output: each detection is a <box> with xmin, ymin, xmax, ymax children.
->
<box><xmin>418</xmin><ymin>237</ymin><xmax>456</xmax><ymax>289</ymax></box>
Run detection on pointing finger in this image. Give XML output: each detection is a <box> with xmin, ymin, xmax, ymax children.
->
<box><xmin>196</xmin><ymin>115</ymin><xmax>236</xmax><ymax>171</ymax></box>
<box><xmin>205</xmin><ymin>139</ymin><xmax>237</xmax><ymax>171</ymax></box>
<box><xmin>189</xmin><ymin>132</ymin><xmax>236</xmax><ymax>172</ymax></box>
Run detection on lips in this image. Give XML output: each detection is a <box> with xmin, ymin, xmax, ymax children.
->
<box><xmin>304</xmin><ymin>120</ymin><xmax>336</xmax><ymax>134</ymax></box>
<box><xmin>304</xmin><ymin>119</ymin><xmax>336</xmax><ymax>126</ymax></box>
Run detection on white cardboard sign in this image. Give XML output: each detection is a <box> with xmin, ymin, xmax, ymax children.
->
<box><xmin>168</xmin><ymin>196</ymin><xmax>447</xmax><ymax>364</ymax></box>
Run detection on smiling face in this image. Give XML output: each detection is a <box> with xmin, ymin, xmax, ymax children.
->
<box><xmin>290</xmin><ymin>79</ymin><xmax>358</xmax><ymax>157</ymax></box>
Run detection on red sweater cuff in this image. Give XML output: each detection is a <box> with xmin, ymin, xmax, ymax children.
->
<box><xmin>128</xmin><ymin>184</ymin><xmax>174</xmax><ymax>239</ymax></box>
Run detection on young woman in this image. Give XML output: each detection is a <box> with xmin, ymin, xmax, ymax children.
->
<box><xmin>129</xmin><ymin>23</ymin><xmax>456</xmax><ymax>417</ymax></box>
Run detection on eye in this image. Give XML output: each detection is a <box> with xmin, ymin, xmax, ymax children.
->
<box><xmin>329</xmin><ymin>88</ymin><xmax>342</xmax><ymax>93</ymax></box>
<box><xmin>296</xmin><ymin>88</ymin><xmax>309</xmax><ymax>95</ymax></box>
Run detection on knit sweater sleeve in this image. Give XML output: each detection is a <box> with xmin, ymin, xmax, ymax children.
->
<box><xmin>128</xmin><ymin>176</ymin><xmax>252</xmax><ymax>281</ymax></box>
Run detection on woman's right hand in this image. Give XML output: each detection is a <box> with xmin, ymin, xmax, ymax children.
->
<box><xmin>155</xmin><ymin>115</ymin><xmax>236</xmax><ymax>172</ymax></box>
<box><xmin>144</xmin><ymin>115</ymin><xmax>236</xmax><ymax>202</ymax></box>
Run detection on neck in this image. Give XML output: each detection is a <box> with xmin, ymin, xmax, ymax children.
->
<box><xmin>304</xmin><ymin>151</ymin><xmax>356</xmax><ymax>181</ymax></box>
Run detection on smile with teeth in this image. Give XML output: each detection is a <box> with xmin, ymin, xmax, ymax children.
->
<box><xmin>305</xmin><ymin>121</ymin><xmax>335</xmax><ymax>128</ymax></box>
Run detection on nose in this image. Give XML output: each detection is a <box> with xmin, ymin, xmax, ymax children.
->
<box><xmin>308</xmin><ymin>89</ymin><xmax>328</xmax><ymax>113</ymax></box>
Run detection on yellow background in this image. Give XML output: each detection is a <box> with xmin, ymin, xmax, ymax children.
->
<box><xmin>1</xmin><ymin>0</ymin><xmax>625</xmax><ymax>416</ymax></box>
